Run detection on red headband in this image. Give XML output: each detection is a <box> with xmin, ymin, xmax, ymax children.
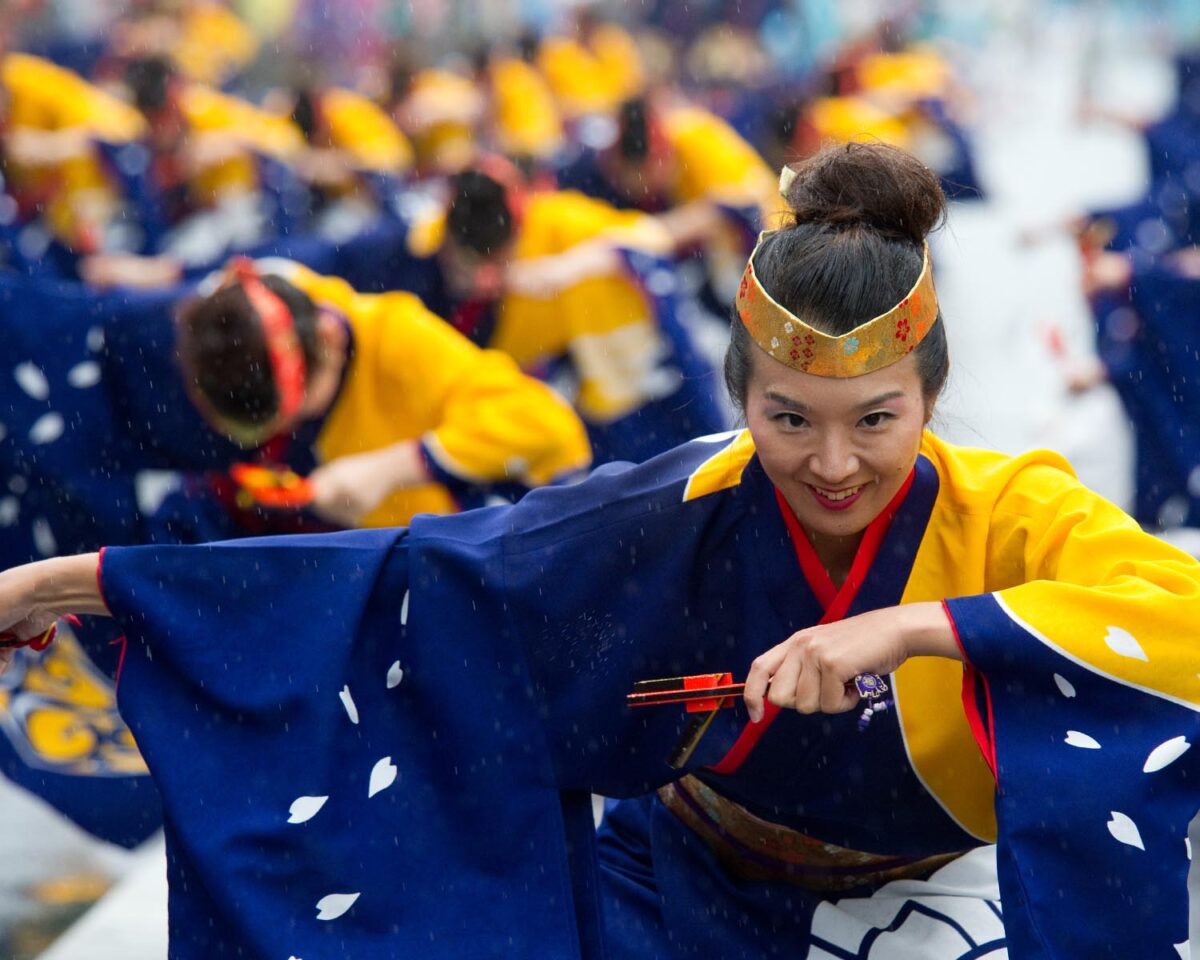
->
<box><xmin>228</xmin><ymin>258</ymin><xmax>307</xmax><ymax>423</ymax></box>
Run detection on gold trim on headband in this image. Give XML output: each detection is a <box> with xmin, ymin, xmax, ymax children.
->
<box><xmin>735</xmin><ymin>231</ymin><xmax>939</xmax><ymax>378</ymax></box>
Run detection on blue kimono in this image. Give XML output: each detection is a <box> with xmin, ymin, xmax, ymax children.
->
<box><xmin>95</xmin><ymin>429</ymin><xmax>1200</xmax><ymax>957</ymax></box>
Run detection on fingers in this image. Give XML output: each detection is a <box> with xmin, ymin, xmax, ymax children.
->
<box><xmin>743</xmin><ymin>640</ymin><xmax>790</xmax><ymax>724</ymax></box>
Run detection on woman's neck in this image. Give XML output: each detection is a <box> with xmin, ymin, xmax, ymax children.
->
<box><xmin>803</xmin><ymin>527</ymin><xmax>864</xmax><ymax>590</ymax></box>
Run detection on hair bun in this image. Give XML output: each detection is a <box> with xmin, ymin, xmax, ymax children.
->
<box><xmin>781</xmin><ymin>142</ymin><xmax>946</xmax><ymax>245</ymax></box>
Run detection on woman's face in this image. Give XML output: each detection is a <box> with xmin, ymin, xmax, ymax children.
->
<box><xmin>744</xmin><ymin>346</ymin><xmax>929</xmax><ymax>541</ymax></box>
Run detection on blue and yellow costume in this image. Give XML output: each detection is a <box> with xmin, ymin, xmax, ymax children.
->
<box><xmin>95</xmin><ymin>427</ymin><xmax>1200</xmax><ymax>957</ymax></box>
<box><xmin>276</xmin><ymin>261</ymin><xmax>591</xmax><ymax>526</ymax></box>
<box><xmin>2</xmin><ymin>53</ymin><xmax>146</xmax><ymax>254</ymax></box>
<box><xmin>411</xmin><ymin>189</ymin><xmax>726</xmax><ymax>464</ymax></box>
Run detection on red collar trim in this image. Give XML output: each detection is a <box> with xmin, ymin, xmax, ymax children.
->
<box><xmin>707</xmin><ymin>468</ymin><xmax>916</xmax><ymax>776</ymax></box>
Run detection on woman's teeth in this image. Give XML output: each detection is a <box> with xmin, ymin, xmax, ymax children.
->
<box><xmin>814</xmin><ymin>485</ymin><xmax>862</xmax><ymax>501</ymax></box>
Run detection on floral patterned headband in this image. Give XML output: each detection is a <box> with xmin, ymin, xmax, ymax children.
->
<box><xmin>735</xmin><ymin>229</ymin><xmax>939</xmax><ymax>378</ymax></box>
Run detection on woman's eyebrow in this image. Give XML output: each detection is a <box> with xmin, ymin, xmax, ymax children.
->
<box><xmin>856</xmin><ymin>390</ymin><xmax>905</xmax><ymax>411</ymax></box>
<box><xmin>763</xmin><ymin>389</ymin><xmax>906</xmax><ymax>412</ymax></box>
<box><xmin>764</xmin><ymin>390</ymin><xmax>809</xmax><ymax>412</ymax></box>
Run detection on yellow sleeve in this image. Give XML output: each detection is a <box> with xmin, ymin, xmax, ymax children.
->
<box><xmin>537</xmin><ymin>37</ymin><xmax>612</xmax><ymax>117</ymax></box>
<box><xmin>375</xmin><ymin>297</ymin><xmax>593</xmax><ymax>486</ymax></box>
<box><xmin>518</xmin><ymin>191</ymin><xmax>671</xmax><ymax>255</ymax></box>
<box><xmin>588</xmin><ymin>24</ymin><xmax>644</xmax><ymax>102</ymax></box>
<box><xmin>323</xmin><ymin>88</ymin><xmax>413</xmax><ymax>173</ymax></box>
<box><xmin>182</xmin><ymin>84</ymin><xmax>303</xmax><ymax>159</ymax></box>
<box><xmin>496</xmin><ymin>193</ymin><xmax>672</xmax><ymax>422</ymax></box>
<box><xmin>961</xmin><ymin>449</ymin><xmax>1200</xmax><ymax>708</ymax></box>
<box><xmin>664</xmin><ymin>106</ymin><xmax>778</xmax><ymax>215</ymax></box>
<box><xmin>174</xmin><ymin>4</ymin><xmax>260</xmax><ymax>85</ymax></box>
<box><xmin>270</xmin><ymin>260</ymin><xmax>359</xmax><ymax>314</ymax></box>
<box><xmin>489</xmin><ymin>58</ymin><xmax>563</xmax><ymax>159</ymax></box>
<box><xmin>809</xmin><ymin>96</ymin><xmax>912</xmax><ymax>150</ymax></box>
<box><xmin>3</xmin><ymin>54</ymin><xmax>145</xmax><ymax>141</ymax></box>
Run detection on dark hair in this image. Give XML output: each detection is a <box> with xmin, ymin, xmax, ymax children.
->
<box><xmin>447</xmin><ymin>171</ymin><xmax>514</xmax><ymax>256</ymax></box>
<box><xmin>125</xmin><ymin>56</ymin><xmax>175</xmax><ymax>115</ymax></box>
<box><xmin>724</xmin><ymin>142</ymin><xmax>949</xmax><ymax>411</ymax></box>
<box><xmin>290</xmin><ymin>87</ymin><xmax>320</xmax><ymax>143</ymax></box>
<box><xmin>516</xmin><ymin>30</ymin><xmax>541</xmax><ymax>64</ymax></box>
<box><xmin>176</xmin><ymin>275</ymin><xmax>320</xmax><ymax>428</ymax></box>
<box><xmin>616</xmin><ymin>97</ymin><xmax>651</xmax><ymax>163</ymax></box>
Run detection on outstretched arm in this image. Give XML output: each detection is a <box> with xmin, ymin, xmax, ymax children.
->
<box><xmin>0</xmin><ymin>553</ymin><xmax>109</xmax><ymax>670</ymax></box>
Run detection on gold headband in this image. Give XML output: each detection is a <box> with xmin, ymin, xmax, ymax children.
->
<box><xmin>735</xmin><ymin>230</ymin><xmax>939</xmax><ymax>378</ymax></box>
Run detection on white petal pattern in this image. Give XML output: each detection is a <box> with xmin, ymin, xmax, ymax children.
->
<box><xmin>400</xmin><ymin>590</ymin><xmax>410</xmax><ymax>626</ymax></box>
<box><xmin>1052</xmin><ymin>673</ymin><xmax>1076</xmax><ymax>698</ymax></box>
<box><xmin>368</xmin><ymin>756</ymin><xmax>398</xmax><ymax>798</ymax></box>
<box><xmin>339</xmin><ymin>685</ymin><xmax>359</xmax><ymax>724</ymax></box>
<box><xmin>13</xmin><ymin>362</ymin><xmax>49</xmax><ymax>400</ymax></box>
<box><xmin>1106</xmin><ymin>811</ymin><xmax>1145</xmax><ymax>851</ymax></box>
<box><xmin>1064</xmin><ymin>731</ymin><xmax>1101</xmax><ymax>749</ymax></box>
<box><xmin>387</xmin><ymin>661</ymin><xmax>404</xmax><ymax>689</ymax></box>
<box><xmin>32</xmin><ymin>517</ymin><xmax>56</xmax><ymax>557</ymax></box>
<box><xmin>66</xmin><ymin>361</ymin><xmax>102</xmax><ymax>388</ymax></box>
<box><xmin>315</xmin><ymin>892</ymin><xmax>359</xmax><ymax>921</ymax></box>
<box><xmin>287</xmin><ymin>795</ymin><xmax>329</xmax><ymax>824</ymax></box>
<box><xmin>1103</xmin><ymin>626</ymin><xmax>1148</xmax><ymax>662</ymax></box>
<box><xmin>28</xmin><ymin>412</ymin><xmax>64</xmax><ymax>445</ymax></box>
<box><xmin>1143</xmin><ymin>736</ymin><xmax>1191</xmax><ymax>773</ymax></box>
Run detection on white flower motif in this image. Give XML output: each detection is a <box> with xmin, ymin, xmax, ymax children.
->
<box><xmin>339</xmin><ymin>685</ymin><xmax>359</xmax><ymax>724</ymax></box>
<box><xmin>315</xmin><ymin>892</ymin><xmax>359</xmax><ymax>921</ymax></box>
<box><xmin>287</xmin><ymin>796</ymin><xmax>329</xmax><ymax>824</ymax></box>
<box><xmin>368</xmin><ymin>756</ymin><xmax>398</xmax><ymax>798</ymax></box>
<box><xmin>66</xmin><ymin>361</ymin><xmax>102</xmax><ymax>389</ymax></box>
<box><xmin>28</xmin><ymin>413</ymin><xmax>64</xmax><ymax>445</ymax></box>
<box><xmin>32</xmin><ymin>517</ymin><xmax>56</xmax><ymax>557</ymax></box>
<box><xmin>1143</xmin><ymin>736</ymin><xmax>1191</xmax><ymax>773</ymax></box>
<box><xmin>13</xmin><ymin>363</ymin><xmax>49</xmax><ymax>400</ymax></box>
<box><xmin>1052</xmin><ymin>673</ymin><xmax>1076</xmax><ymax>698</ymax></box>
<box><xmin>1103</xmin><ymin>626</ymin><xmax>1148</xmax><ymax>662</ymax></box>
<box><xmin>1064</xmin><ymin>731</ymin><xmax>1101</xmax><ymax>749</ymax></box>
<box><xmin>1106</xmin><ymin>811</ymin><xmax>1144</xmax><ymax>851</ymax></box>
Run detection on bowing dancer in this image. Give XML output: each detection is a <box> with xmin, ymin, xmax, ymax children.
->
<box><xmin>412</xmin><ymin>158</ymin><xmax>727</xmax><ymax>464</ymax></box>
<box><xmin>2</xmin><ymin>144</ymin><xmax>1199</xmax><ymax>959</ymax></box>
<box><xmin>160</xmin><ymin>256</ymin><xmax>592</xmax><ymax>532</ymax></box>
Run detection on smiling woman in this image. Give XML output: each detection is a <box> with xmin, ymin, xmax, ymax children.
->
<box><xmin>729</xmin><ymin>145</ymin><xmax>945</xmax><ymax>588</ymax></box>
<box><xmin>1</xmin><ymin>144</ymin><xmax>1199</xmax><ymax>960</ymax></box>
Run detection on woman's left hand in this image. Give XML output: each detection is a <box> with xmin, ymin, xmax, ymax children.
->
<box><xmin>743</xmin><ymin>602</ymin><xmax>961</xmax><ymax>722</ymax></box>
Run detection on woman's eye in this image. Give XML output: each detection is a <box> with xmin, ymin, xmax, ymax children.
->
<box><xmin>859</xmin><ymin>412</ymin><xmax>894</xmax><ymax>428</ymax></box>
<box><xmin>774</xmin><ymin>412</ymin><xmax>808</xmax><ymax>429</ymax></box>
